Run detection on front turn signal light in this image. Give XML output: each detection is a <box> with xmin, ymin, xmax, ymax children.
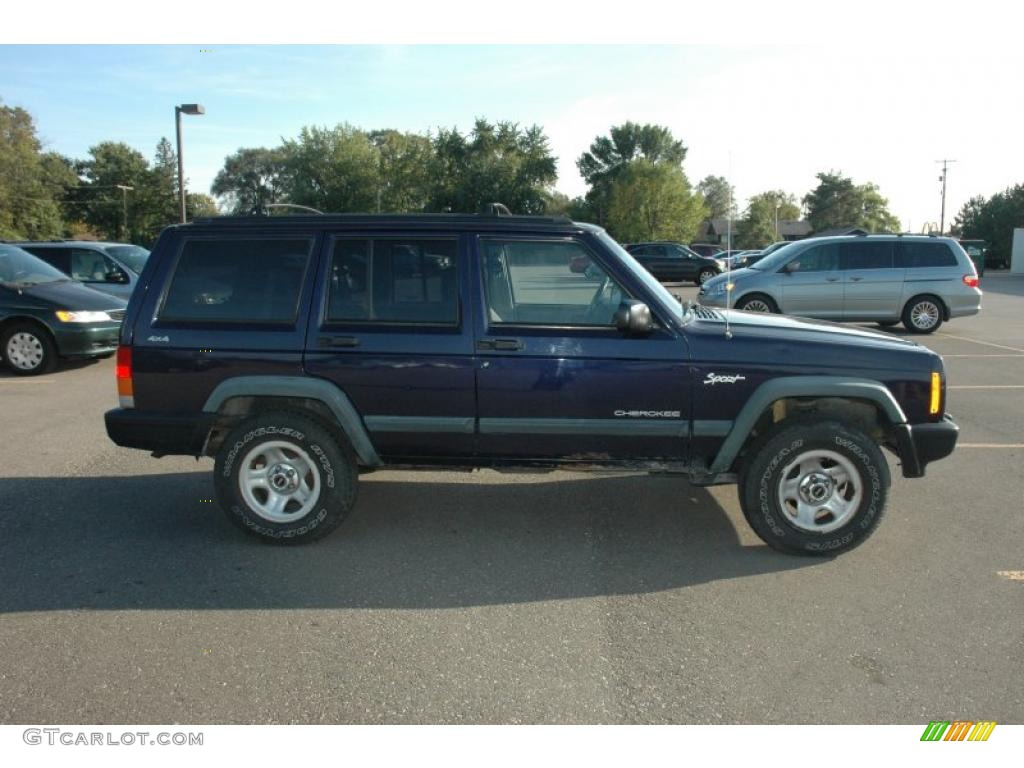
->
<box><xmin>929</xmin><ymin>371</ymin><xmax>942</xmax><ymax>416</ymax></box>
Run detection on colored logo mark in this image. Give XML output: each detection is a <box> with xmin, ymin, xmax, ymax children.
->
<box><xmin>920</xmin><ymin>720</ymin><xmax>996</xmax><ymax>741</ymax></box>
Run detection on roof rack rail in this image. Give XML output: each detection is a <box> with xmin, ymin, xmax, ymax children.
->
<box><xmin>191</xmin><ymin>211</ymin><xmax>574</xmax><ymax>227</ymax></box>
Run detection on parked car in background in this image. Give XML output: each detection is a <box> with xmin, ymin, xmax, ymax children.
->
<box><xmin>625</xmin><ymin>242</ymin><xmax>723</xmax><ymax>284</ymax></box>
<box><xmin>758</xmin><ymin>241</ymin><xmax>791</xmax><ymax>258</ymax></box>
<box><xmin>719</xmin><ymin>250</ymin><xmax>762</xmax><ymax>269</ymax></box>
<box><xmin>698</xmin><ymin>235</ymin><xmax>981</xmax><ymax>334</ymax></box>
<box><xmin>17</xmin><ymin>241</ymin><xmax>150</xmax><ymax>301</ymax></box>
<box><xmin>958</xmin><ymin>239</ymin><xmax>989</xmax><ymax>275</ymax></box>
<box><xmin>0</xmin><ymin>244</ymin><xmax>126</xmax><ymax>375</ymax></box>
<box><xmin>688</xmin><ymin>243</ymin><xmax>725</xmax><ymax>258</ymax></box>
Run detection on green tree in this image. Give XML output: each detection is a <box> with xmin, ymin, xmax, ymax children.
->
<box><xmin>954</xmin><ymin>185</ymin><xmax>1024</xmax><ymax>265</ymax></box>
<box><xmin>212</xmin><ymin>146</ymin><xmax>288</xmax><ymax>213</ymax></box>
<box><xmin>280</xmin><ymin>124</ymin><xmax>380</xmax><ymax>213</ymax></box>
<box><xmin>605</xmin><ymin>160</ymin><xmax>705</xmax><ymax>243</ymax></box>
<box><xmin>803</xmin><ymin>171</ymin><xmax>900</xmax><ymax>233</ymax></box>
<box><xmin>736</xmin><ymin>190</ymin><xmax>801</xmax><ymax>249</ymax></box>
<box><xmin>0</xmin><ymin>102</ymin><xmax>66</xmax><ymax>239</ymax></box>
<box><xmin>73</xmin><ymin>141</ymin><xmax>152</xmax><ymax>242</ymax></box>
<box><xmin>577</xmin><ymin>122</ymin><xmax>688</xmax><ymax>225</ymax></box>
<box><xmin>696</xmin><ymin>175</ymin><xmax>737</xmax><ymax>219</ymax></box>
<box><xmin>368</xmin><ymin>129</ymin><xmax>434</xmax><ymax>213</ymax></box>
<box><xmin>428</xmin><ymin>119</ymin><xmax>557</xmax><ymax>214</ymax></box>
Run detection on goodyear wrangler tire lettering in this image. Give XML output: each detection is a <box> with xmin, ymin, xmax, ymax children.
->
<box><xmin>214</xmin><ymin>412</ymin><xmax>357</xmax><ymax>544</ymax></box>
<box><xmin>738</xmin><ymin>421</ymin><xmax>889</xmax><ymax>556</ymax></box>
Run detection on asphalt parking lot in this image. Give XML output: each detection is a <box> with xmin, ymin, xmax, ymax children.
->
<box><xmin>0</xmin><ymin>275</ymin><xmax>1021</xmax><ymax>724</ymax></box>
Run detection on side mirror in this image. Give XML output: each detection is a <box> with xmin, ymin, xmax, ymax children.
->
<box><xmin>107</xmin><ymin>271</ymin><xmax>129</xmax><ymax>284</ymax></box>
<box><xmin>781</xmin><ymin>261</ymin><xmax>798</xmax><ymax>274</ymax></box>
<box><xmin>614</xmin><ymin>299</ymin><xmax>653</xmax><ymax>335</ymax></box>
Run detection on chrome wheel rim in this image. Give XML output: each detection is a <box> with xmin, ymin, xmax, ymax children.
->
<box><xmin>238</xmin><ymin>440</ymin><xmax>321</xmax><ymax>523</ymax></box>
<box><xmin>910</xmin><ymin>301</ymin><xmax>940</xmax><ymax>330</ymax></box>
<box><xmin>6</xmin><ymin>332</ymin><xmax>44</xmax><ymax>371</ymax></box>
<box><xmin>698</xmin><ymin>270</ymin><xmax>714</xmax><ymax>284</ymax></box>
<box><xmin>776</xmin><ymin>449</ymin><xmax>862</xmax><ymax>533</ymax></box>
<box><xmin>741</xmin><ymin>299</ymin><xmax>772</xmax><ymax>313</ymax></box>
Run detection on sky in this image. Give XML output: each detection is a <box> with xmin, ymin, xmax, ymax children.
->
<box><xmin>1</xmin><ymin>41</ymin><xmax>1020</xmax><ymax>231</ymax></box>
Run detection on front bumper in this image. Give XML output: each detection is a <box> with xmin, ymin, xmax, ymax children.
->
<box><xmin>105</xmin><ymin>408</ymin><xmax>215</xmax><ymax>457</ymax></box>
<box><xmin>891</xmin><ymin>415</ymin><xmax>959</xmax><ymax>478</ymax></box>
<box><xmin>53</xmin><ymin>322</ymin><xmax>121</xmax><ymax>358</ymax></box>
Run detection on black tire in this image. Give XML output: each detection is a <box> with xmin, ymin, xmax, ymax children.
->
<box><xmin>1</xmin><ymin>322</ymin><xmax>57</xmax><ymax>376</ymax></box>
<box><xmin>738</xmin><ymin>420</ymin><xmax>890</xmax><ymax>556</ymax></box>
<box><xmin>736</xmin><ymin>293</ymin><xmax>779</xmax><ymax>313</ymax></box>
<box><xmin>901</xmin><ymin>294</ymin><xmax>944</xmax><ymax>334</ymax></box>
<box><xmin>695</xmin><ymin>268</ymin><xmax>716</xmax><ymax>286</ymax></box>
<box><xmin>214</xmin><ymin>411</ymin><xmax>357</xmax><ymax>544</ymax></box>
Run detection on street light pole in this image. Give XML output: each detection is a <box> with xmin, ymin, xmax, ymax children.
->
<box><xmin>115</xmin><ymin>184</ymin><xmax>134</xmax><ymax>240</ymax></box>
<box><xmin>936</xmin><ymin>159</ymin><xmax>956</xmax><ymax>234</ymax></box>
<box><xmin>175</xmin><ymin>103</ymin><xmax>205</xmax><ymax>223</ymax></box>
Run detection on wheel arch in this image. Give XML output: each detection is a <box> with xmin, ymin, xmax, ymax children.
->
<box><xmin>201</xmin><ymin>376</ymin><xmax>382</xmax><ymax>467</ymax></box>
<box><xmin>903</xmin><ymin>292</ymin><xmax>950</xmax><ymax>321</ymax></box>
<box><xmin>709</xmin><ymin>376</ymin><xmax>907</xmax><ymax>475</ymax></box>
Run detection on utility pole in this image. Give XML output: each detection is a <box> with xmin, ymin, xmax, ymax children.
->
<box><xmin>936</xmin><ymin>159</ymin><xmax>956</xmax><ymax>234</ymax></box>
<box><xmin>115</xmin><ymin>185</ymin><xmax>134</xmax><ymax>241</ymax></box>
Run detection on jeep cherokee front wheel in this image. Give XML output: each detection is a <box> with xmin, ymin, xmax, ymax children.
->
<box><xmin>214</xmin><ymin>411</ymin><xmax>357</xmax><ymax>543</ymax></box>
<box><xmin>738</xmin><ymin>421</ymin><xmax>890</xmax><ymax>555</ymax></box>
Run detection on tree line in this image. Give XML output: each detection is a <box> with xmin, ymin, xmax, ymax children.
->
<box><xmin>954</xmin><ymin>185</ymin><xmax>1024</xmax><ymax>264</ymax></box>
<box><xmin>3</xmin><ymin>95</ymin><xmax>910</xmax><ymax>249</ymax></box>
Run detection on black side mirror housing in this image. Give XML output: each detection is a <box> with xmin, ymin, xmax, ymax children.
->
<box><xmin>614</xmin><ymin>299</ymin><xmax>653</xmax><ymax>335</ymax></box>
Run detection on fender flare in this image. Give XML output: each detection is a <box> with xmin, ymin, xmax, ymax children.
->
<box><xmin>202</xmin><ymin>376</ymin><xmax>381</xmax><ymax>467</ymax></box>
<box><xmin>709</xmin><ymin>376</ymin><xmax>907</xmax><ymax>474</ymax></box>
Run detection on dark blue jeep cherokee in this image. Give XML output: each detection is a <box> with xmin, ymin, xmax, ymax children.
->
<box><xmin>105</xmin><ymin>212</ymin><xmax>959</xmax><ymax>554</ymax></box>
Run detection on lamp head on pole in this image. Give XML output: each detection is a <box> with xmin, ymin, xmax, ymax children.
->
<box><xmin>177</xmin><ymin>103</ymin><xmax>205</xmax><ymax>116</ymax></box>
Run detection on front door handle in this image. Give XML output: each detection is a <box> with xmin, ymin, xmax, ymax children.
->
<box><xmin>319</xmin><ymin>336</ymin><xmax>360</xmax><ymax>348</ymax></box>
<box><xmin>825</xmin><ymin>277</ymin><xmax>839</xmax><ymax>282</ymax></box>
<box><xmin>849</xmin><ymin>276</ymin><xmax>864</xmax><ymax>282</ymax></box>
<box><xmin>477</xmin><ymin>338</ymin><xmax>524</xmax><ymax>351</ymax></box>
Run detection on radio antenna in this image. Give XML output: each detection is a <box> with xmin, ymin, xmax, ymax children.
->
<box><xmin>724</xmin><ymin>152</ymin><xmax>733</xmax><ymax>340</ymax></box>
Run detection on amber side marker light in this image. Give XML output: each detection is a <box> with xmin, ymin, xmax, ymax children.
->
<box><xmin>929</xmin><ymin>371</ymin><xmax>942</xmax><ymax>416</ymax></box>
<box><xmin>116</xmin><ymin>345</ymin><xmax>134</xmax><ymax>408</ymax></box>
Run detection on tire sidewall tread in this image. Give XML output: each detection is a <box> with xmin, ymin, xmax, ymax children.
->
<box><xmin>739</xmin><ymin>420</ymin><xmax>889</xmax><ymax>556</ymax></box>
<box><xmin>214</xmin><ymin>411</ymin><xmax>357</xmax><ymax>544</ymax></box>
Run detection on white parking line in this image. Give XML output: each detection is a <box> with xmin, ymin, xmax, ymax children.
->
<box><xmin>997</xmin><ymin>571</ymin><xmax>1024</xmax><ymax>581</ymax></box>
<box><xmin>959</xmin><ymin>443</ymin><xmax>1024</xmax><ymax>448</ymax></box>
<box><xmin>0</xmin><ymin>379</ymin><xmax>54</xmax><ymax>384</ymax></box>
<box><xmin>935</xmin><ymin>332</ymin><xmax>1024</xmax><ymax>354</ymax></box>
<box><xmin>948</xmin><ymin>385</ymin><xmax>1024</xmax><ymax>390</ymax></box>
<box><xmin>943</xmin><ymin>354</ymin><xmax>1024</xmax><ymax>358</ymax></box>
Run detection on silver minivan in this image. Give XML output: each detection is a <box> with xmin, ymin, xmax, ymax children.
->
<box><xmin>698</xmin><ymin>235</ymin><xmax>982</xmax><ymax>333</ymax></box>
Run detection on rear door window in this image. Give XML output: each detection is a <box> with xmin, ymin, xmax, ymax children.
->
<box><xmin>326</xmin><ymin>237</ymin><xmax>459</xmax><ymax>325</ymax></box>
<box><xmin>160</xmin><ymin>238</ymin><xmax>313</xmax><ymax>323</ymax></box>
<box><xmin>22</xmin><ymin>247</ymin><xmax>71</xmax><ymax>275</ymax></box>
<box><xmin>841</xmin><ymin>242</ymin><xmax>895</xmax><ymax>270</ymax></box>
<box><xmin>898</xmin><ymin>242</ymin><xmax>958</xmax><ymax>268</ymax></box>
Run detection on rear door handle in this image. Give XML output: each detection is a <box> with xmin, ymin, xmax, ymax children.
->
<box><xmin>477</xmin><ymin>338</ymin><xmax>524</xmax><ymax>351</ymax></box>
<box><xmin>825</xmin><ymin>277</ymin><xmax>839</xmax><ymax>282</ymax></box>
<box><xmin>849</xmin><ymin>277</ymin><xmax>864</xmax><ymax>282</ymax></box>
<box><xmin>319</xmin><ymin>336</ymin><xmax>360</xmax><ymax>348</ymax></box>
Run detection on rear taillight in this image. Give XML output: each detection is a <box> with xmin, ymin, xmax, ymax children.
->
<box><xmin>963</xmin><ymin>274</ymin><xmax>979</xmax><ymax>288</ymax></box>
<box><xmin>116</xmin><ymin>345</ymin><xmax>134</xmax><ymax>408</ymax></box>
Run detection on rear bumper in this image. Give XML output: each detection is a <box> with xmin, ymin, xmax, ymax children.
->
<box><xmin>891</xmin><ymin>415</ymin><xmax>959</xmax><ymax>478</ymax></box>
<box><xmin>105</xmin><ymin>408</ymin><xmax>214</xmax><ymax>456</ymax></box>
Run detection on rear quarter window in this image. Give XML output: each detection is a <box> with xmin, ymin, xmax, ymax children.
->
<box><xmin>159</xmin><ymin>238</ymin><xmax>313</xmax><ymax>323</ymax></box>
<box><xmin>898</xmin><ymin>242</ymin><xmax>959</xmax><ymax>268</ymax></box>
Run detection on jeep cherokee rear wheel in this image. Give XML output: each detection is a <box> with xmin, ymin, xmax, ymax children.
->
<box><xmin>214</xmin><ymin>411</ymin><xmax>357</xmax><ymax>544</ymax></box>
<box><xmin>738</xmin><ymin>421</ymin><xmax>889</xmax><ymax>555</ymax></box>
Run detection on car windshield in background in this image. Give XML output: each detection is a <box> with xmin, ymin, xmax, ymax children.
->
<box><xmin>0</xmin><ymin>245</ymin><xmax>70</xmax><ymax>287</ymax></box>
<box><xmin>591</xmin><ymin>229</ymin><xmax>684</xmax><ymax>320</ymax></box>
<box><xmin>104</xmin><ymin>245</ymin><xmax>150</xmax><ymax>274</ymax></box>
<box><xmin>747</xmin><ymin>241</ymin><xmax>803</xmax><ymax>270</ymax></box>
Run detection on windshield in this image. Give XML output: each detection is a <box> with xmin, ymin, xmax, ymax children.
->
<box><xmin>104</xmin><ymin>244</ymin><xmax>150</xmax><ymax>274</ymax></box>
<box><xmin>748</xmin><ymin>240</ymin><xmax>805</xmax><ymax>271</ymax></box>
<box><xmin>591</xmin><ymin>229</ymin><xmax>684</xmax><ymax>321</ymax></box>
<box><xmin>0</xmin><ymin>245</ymin><xmax>70</xmax><ymax>287</ymax></box>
